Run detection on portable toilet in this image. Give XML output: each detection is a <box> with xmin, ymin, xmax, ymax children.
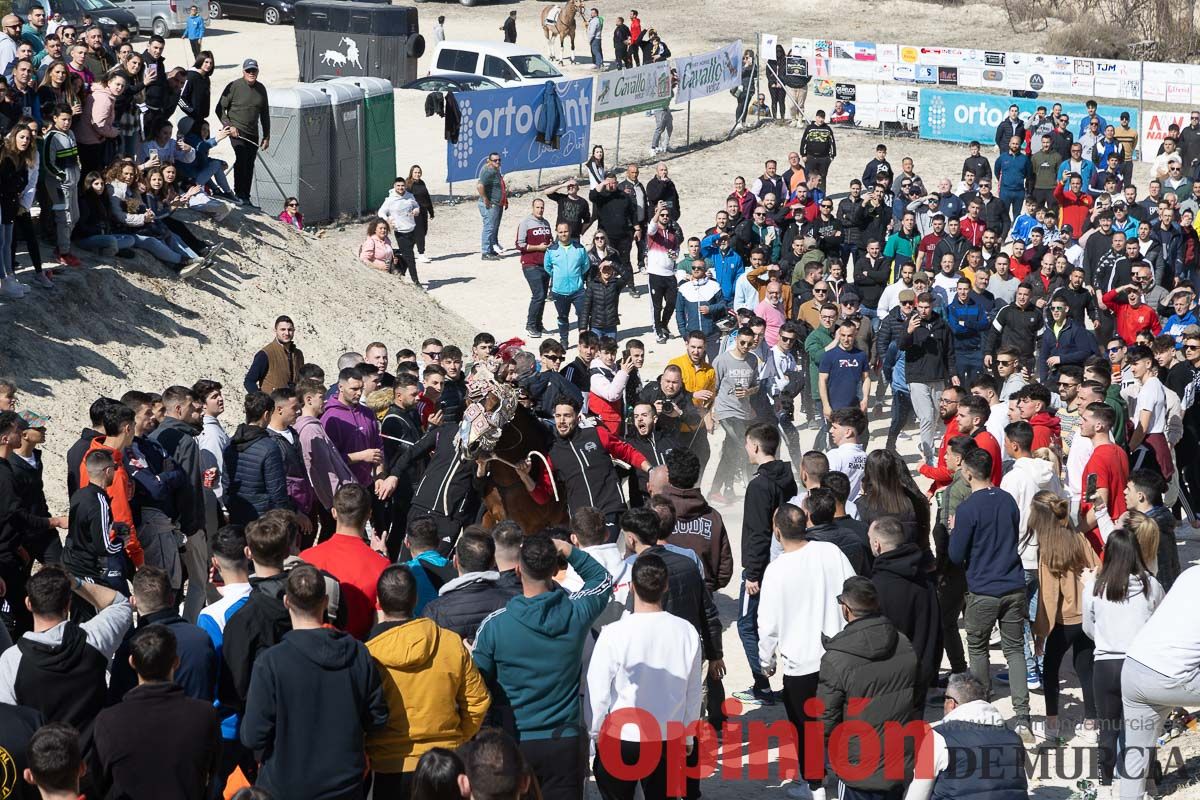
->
<box><xmin>251</xmin><ymin>84</ymin><xmax>333</xmax><ymax>224</ymax></box>
<box><xmin>317</xmin><ymin>81</ymin><xmax>366</xmax><ymax>220</ymax></box>
<box><xmin>330</xmin><ymin>76</ymin><xmax>395</xmax><ymax>210</ymax></box>
<box><xmin>294</xmin><ymin>1</ymin><xmax>424</xmax><ymax>87</ymax></box>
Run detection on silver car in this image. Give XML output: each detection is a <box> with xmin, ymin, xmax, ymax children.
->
<box><xmin>114</xmin><ymin>0</ymin><xmax>186</xmax><ymax>37</ymax></box>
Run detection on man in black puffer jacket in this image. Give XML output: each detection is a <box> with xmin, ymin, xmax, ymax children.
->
<box><xmin>818</xmin><ymin>577</ymin><xmax>920</xmax><ymax>796</ymax></box>
<box><xmin>868</xmin><ymin>517</ymin><xmax>941</xmax><ymax>708</ymax></box>
<box><xmin>422</xmin><ymin>531</ymin><xmax>519</xmax><ymax>643</ymax></box>
<box><xmin>222</xmin><ymin>392</ymin><xmax>289</xmax><ymax>526</ymax></box>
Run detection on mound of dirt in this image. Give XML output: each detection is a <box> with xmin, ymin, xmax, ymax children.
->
<box><xmin>0</xmin><ymin>206</ymin><xmax>474</xmax><ymax>502</ymax></box>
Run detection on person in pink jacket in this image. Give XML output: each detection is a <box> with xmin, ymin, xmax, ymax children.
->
<box><xmin>754</xmin><ymin>280</ymin><xmax>787</xmax><ymax>346</ymax></box>
<box><xmin>76</xmin><ymin>71</ymin><xmax>123</xmax><ymax>175</ymax></box>
<box><xmin>359</xmin><ymin>218</ymin><xmax>394</xmax><ymax>272</ymax></box>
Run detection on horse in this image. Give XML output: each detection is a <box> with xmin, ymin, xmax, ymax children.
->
<box><xmin>479</xmin><ymin>405</ymin><xmax>569</xmax><ymax>533</ymax></box>
<box><xmin>455</xmin><ymin>360</ymin><xmax>568</xmax><ymax>535</ymax></box>
<box><xmin>540</xmin><ymin>0</ymin><xmax>586</xmax><ymax>65</ymax></box>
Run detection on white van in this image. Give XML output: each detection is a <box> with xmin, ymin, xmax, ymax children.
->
<box><xmin>429</xmin><ymin>40</ymin><xmax>565</xmax><ymax>88</ymax></box>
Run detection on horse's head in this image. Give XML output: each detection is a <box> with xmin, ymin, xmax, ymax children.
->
<box><xmin>455</xmin><ymin>364</ymin><xmax>519</xmax><ymax>458</ymax></box>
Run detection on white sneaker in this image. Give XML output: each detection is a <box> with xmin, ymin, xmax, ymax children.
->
<box><xmin>178</xmin><ymin>259</ymin><xmax>203</xmax><ymax>278</ymax></box>
<box><xmin>810</xmin><ymin>788</ymin><xmax>825</xmax><ymax>800</ymax></box>
<box><xmin>492</xmin><ymin>243</ymin><xmax>505</xmax><ymax>255</ymax></box>
<box><xmin>417</xmin><ymin>254</ymin><xmax>431</xmax><ymax>264</ymax></box>
<box><xmin>33</xmin><ymin>272</ymin><xmax>53</xmax><ymax>289</ymax></box>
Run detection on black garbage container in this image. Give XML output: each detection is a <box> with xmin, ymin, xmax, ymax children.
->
<box><xmin>295</xmin><ymin>1</ymin><xmax>425</xmax><ymax>86</ymax></box>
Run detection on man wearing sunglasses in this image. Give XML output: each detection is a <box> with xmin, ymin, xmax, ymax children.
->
<box><xmin>1037</xmin><ymin>300</ymin><xmax>1097</xmax><ymax>386</ymax></box>
<box><xmin>985</xmin><ymin>284</ymin><xmax>1042</xmax><ymax>373</ymax></box>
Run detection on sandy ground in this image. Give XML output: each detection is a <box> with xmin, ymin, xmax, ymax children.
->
<box><xmin>2</xmin><ymin>1</ymin><xmax>1200</xmax><ymax>796</ymax></box>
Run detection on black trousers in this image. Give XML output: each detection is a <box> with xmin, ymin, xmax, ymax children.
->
<box><xmin>1042</xmin><ymin>622</ymin><xmax>1095</xmax><ymax>717</ymax></box>
<box><xmin>768</xmin><ymin>86</ymin><xmax>787</xmax><ymax>119</ymax></box>
<box><xmin>648</xmin><ymin>273</ymin><xmax>677</xmax><ymax>334</ymax></box>
<box><xmin>609</xmin><ymin>233</ymin><xmax>635</xmax><ymax>289</ymax></box>
<box><xmin>414</xmin><ymin>211</ymin><xmax>429</xmax><ymax>254</ymax></box>
<box><xmin>189</xmin><ymin>38</ymin><xmax>202</xmax><ymax>59</ymax></box>
<box><xmin>0</xmin><ymin>561</ymin><xmax>31</xmax><ymax>638</ymax></box>
<box><xmin>165</xmin><ymin>216</ymin><xmax>208</xmax><ymax>252</ymax></box>
<box><xmin>231</xmin><ymin>138</ymin><xmax>258</xmax><ymax>200</ymax></box>
<box><xmin>393</xmin><ymin>229</ymin><xmax>419</xmax><ymax>283</ymax></box>
<box><xmin>11</xmin><ymin>210</ymin><xmax>41</xmax><ymax>272</ymax></box>
<box><xmin>1093</xmin><ymin>657</ymin><xmax>1123</xmax><ymax>785</ymax></box>
<box><xmin>781</xmin><ymin>672</ymin><xmax>823</xmax><ymax>789</ymax></box>
<box><xmin>520</xmin><ymin>736</ymin><xmax>584</xmax><ymax>800</ymax></box>
<box><xmin>805</xmin><ymin>156</ymin><xmax>832</xmax><ymax>184</ymax></box>
<box><xmin>370</xmin><ymin>771</ymin><xmax>413</xmax><ymax>800</ymax></box>
<box><xmin>937</xmin><ymin>562</ymin><xmax>968</xmax><ymax>674</ymax></box>
<box><xmin>593</xmin><ymin>739</ymin><xmax>673</xmax><ymax>800</ymax></box>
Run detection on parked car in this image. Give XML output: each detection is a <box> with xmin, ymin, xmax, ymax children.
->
<box><xmin>208</xmin><ymin>0</ymin><xmax>292</xmax><ymax>25</ymax></box>
<box><xmin>430</xmin><ymin>41</ymin><xmax>564</xmax><ymax>88</ymax></box>
<box><xmin>14</xmin><ymin>0</ymin><xmax>140</xmax><ymax>35</ymax></box>
<box><xmin>401</xmin><ymin>72</ymin><xmax>499</xmax><ymax>91</ymax></box>
<box><xmin>114</xmin><ymin>0</ymin><xmax>186</xmax><ymax>37</ymax></box>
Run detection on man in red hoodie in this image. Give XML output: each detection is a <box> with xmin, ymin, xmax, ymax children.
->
<box><xmin>78</xmin><ymin>402</ymin><xmax>144</xmax><ymax>567</ymax></box>
<box><xmin>1053</xmin><ymin>172</ymin><xmax>1093</xmax><ymax>234</ymax></box>
<box><xmin>917</xmin><ymin>386</ymin><xmax>964</xmax><ymax>491</ymax></box>
<box><xmin>1102</xmin><ymin>283</ymin><xmax>1162</xmax><ymax>345</ymax></box>
<box><xmin>1014</xmin><ymin>382</ymin><xmax>1061</xmax><ymax>452</ymax></box>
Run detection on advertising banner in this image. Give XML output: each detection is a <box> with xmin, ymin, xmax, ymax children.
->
<box><xmin>673</xmin><ymin>40</ymin><xmax>743</xmax><ymax>104</ymax></box>
<box><xmin>1140</xmin><ymin>111</ymin><xmax>1189</xmax><ymax>162</ymax></box>
<box><xmin>593</xmin><ymin>61</ymin><xmax>672</xmax><ymax>120</ymax></box>
<box><xmin>918</xmin><ymin>89</ymin><xmax>1137</xmax><ymax>144</ymax></box>
<box><xmin>446</xmin><ymin>79</ymin><xmax>593</xmax><ymax>183</ymax></box>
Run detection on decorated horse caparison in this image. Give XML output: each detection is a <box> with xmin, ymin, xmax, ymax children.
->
<box><xmin>455</xmin><ymin>356</ymin><xmax>569</xmax><ymax>535</ymax></box>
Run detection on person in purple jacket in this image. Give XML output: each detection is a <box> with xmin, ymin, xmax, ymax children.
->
<box><xmin>319</xmin><ymin>367</ymin><xmax>384</xmax><ymax>488</ymax></box>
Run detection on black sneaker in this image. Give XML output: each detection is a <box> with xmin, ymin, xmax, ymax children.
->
<box><xmin>481</xmin><ymin>253</ymin><xmax>501</xmax><ymax>261</ymax></box>
<box><xmin>116</xmin><ymin>248</ymin><xmax>136</xmax><ymax>258</ymax></box>
<box><xmin>526</xmin><ymin>328</ymin><xmax>543</xmax><ymax>339</ymax></box>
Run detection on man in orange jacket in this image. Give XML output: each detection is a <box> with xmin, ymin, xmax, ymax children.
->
<box><xmin>78</xmin><ymin>403</ymin><xmax>144</xmax><ymax>567</ymax></box>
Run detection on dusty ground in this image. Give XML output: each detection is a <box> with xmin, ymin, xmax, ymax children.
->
<box><xmin>2</xmin><ymin>0</ymin><xmax>1199</xmax><ymax>796</ymax></box>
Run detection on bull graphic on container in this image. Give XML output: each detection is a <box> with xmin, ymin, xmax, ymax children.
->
<box><xmin>321</xmin><ymin>37</ymin><xmax>362</xmax><ymax>69</ymax></box>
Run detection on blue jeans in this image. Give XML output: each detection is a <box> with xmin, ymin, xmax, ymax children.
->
<box><xmin>194</xmin><ymin>158</ymin><xmax>233</xmax><ymax>195</ymax></box>
<box><xmin>0</xmin><ymin>222</ymin><xmax>12</xmax><ymax>278</ymax></box>
<box><xmin>861</xmin><ymin>304</ymin><xmax>882</xmax><ymax>334</ymax></box>
<box><xmin>956</xmin><ymin>349</ymin><xmax>983</xmax><ymax>384</ymax></box>
<box><xmin>76</xmin><ymin>233</ymin><xmax>136</xmax><ymax>256</ymax></box>
<box><xmin>1024</xmin><ymin>568</ymin><xmax>1042</xmax><ymax>676</ymax></box>
<box><xmin>1000</xmin><ymin>190</ymin><xmax>1025</xmax><ymax>225</ymax></box>
<box><xmin>132</xmin><ymin>232</ymin><xmax>184</xmax><ymax>264</ymax></box>
<box><xmin>590</xmin><ymin>38</ymin><xmax>603</xmax><ymax>67</ymax></box>
<box><xmin>523</xmin><ymin>267</ymin><xmax>549</xmax><ymax>332</ymax></box>
<box><xmin>551</xmin><ymin>290</ymin><xmax>584</xmax><ymax>345</ymax></box>
<box><xmin>591</xmin><ymin>327</ymin><xmax>617</xmax><ymax>339</ymax></box>
<box><xmin>737</xmin><ymin>573</ymin><xmax>769</xmax><ymax>692</ymax></box>
<box><xmin>478</xmin><ymin>200</ymin><xmax>501</xmax><ymax>255</ymax></box>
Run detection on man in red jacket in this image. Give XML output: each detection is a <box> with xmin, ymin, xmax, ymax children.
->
<box><xmin>917</xmin><ymin>386</ymin><xmax>964</xmax><ymax>491</ymax></box>
<box><xmin>1103</xmin><ymin>283</ymin><xmax>1162</xmax><ymax>345</ymax></box>
<box><xmin>1053</xmin><ymin>173</ymin><xmax>1094</xmax><ymax>234</ymax></box>
<box><xmin>79</xmin><ymin>403</ymin><xmax>144</xmax><ymax>567</ymax></box>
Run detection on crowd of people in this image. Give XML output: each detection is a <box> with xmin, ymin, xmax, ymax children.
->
<box><xmin>3</xmin><ymin>21</ymin><xmax>1200</xmax><ymax>798</ymax></box>
<box><xmin>0</xmin><ymin>11</ymin><xmax>275</xmax><ymax>299</ymax></box>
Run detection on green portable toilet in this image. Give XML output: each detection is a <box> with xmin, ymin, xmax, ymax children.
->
<box><xmin>330</xmin><ymin>76</ymin><xmax>395</xmax><ymax>211</ymax></box>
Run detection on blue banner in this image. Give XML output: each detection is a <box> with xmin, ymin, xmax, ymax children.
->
<box><xmin>919</xmin><ymin>89</ymin><xmax>1138</xmax><ymax>144</ymax></box>
<box><xmin>446</xmin><ymin>79</ymin><xmax>593</xmax><ymax>184</ymax></box>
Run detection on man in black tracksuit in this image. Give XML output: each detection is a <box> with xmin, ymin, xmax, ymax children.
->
<box><xmin>986</xmin><ymin>285</ymin><xmax>1044</xmax><ymax>369</ymax></box>
<box><xmin>547</xmin><ymin>399</ymin><xmax>650</xmax><ymax>541</ymax></box>
<box><xmin>591</xmin><ymin>172</ymin><xmax>639</xmax><ymax>289</ymax></box>
<box><xmin>394</xmin><ymin>423</ymin><xmax>482</xmax><ymax>555</ymax></box>
<box><xmin>142</xmin><ymin>36</ymin><xmax>170</xmax><ymax>136</ymax></box>
<box><xmin>737</xmin><ymin>424</ymin><xmax>796</xmax><ymax>704</ymax></box>
<box><xmin>851</xmin><ymin>240</ymin><xmax>891</xmax><ymax>317</ymax></box>
<box><xmin>799</xmin><ymin>110</ymin><xmax>837</xmax><ymax>183</ymax></box>
<box><xmin>624</xmin><ymin>402</ymin><xmax>678</xmax><ymax>507</ymax></box>
<box><xmin>380</xmin><ymin>376</ymin><xmax>423</xmax><ymax>558</ymax></box>
<box><xmin>618</xmin><ymin>165</ymin><xmax>649</xmax><ymax>272</ymax></box>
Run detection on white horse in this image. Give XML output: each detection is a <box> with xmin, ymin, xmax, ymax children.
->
<box><xmin>341</xmin><ymin>37</ymin><xmax>361</xmax><ymax>68</ymax></box>
<box><xmin>321</xmin><ymin>50</ymin><xmax>347</xmax><ymax>67</ymax></box>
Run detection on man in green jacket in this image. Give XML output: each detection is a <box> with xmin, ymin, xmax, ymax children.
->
<box><xmin>216</xmin><ymin>58</ymin><xmax>269</xmax><ymax>208</ymax></box>
<box><xmin>472</xmin><ymin>534</ymin><xmax>613</xmax><ymax>800</ymax></box>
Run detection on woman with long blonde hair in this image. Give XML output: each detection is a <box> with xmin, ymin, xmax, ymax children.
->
<box><xmin>1030</xmin><ymin>490</ymin><xmax>1098</xmax><ymax>743</ymax></box>
<box><xmin>1120</xmin><ymin>510</ymin><xmax>1161</xmax><ymax>577</ymax></box>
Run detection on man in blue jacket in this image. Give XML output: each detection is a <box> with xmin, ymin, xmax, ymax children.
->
<box><xmin>703</xmin><ymin>231</ymin><xmax>744</xmax><ymax>301</ymax></box>
<box><xmin>1038</xmin><ymin>299</ymin><xmax>1097</xmax><ymax>383</ymax></box>
<box><xmin>676</xmin><ymin>259</ymin><xmax>727</xmax><ymax>341</ymax></box>
<box><xmin>472</xmin><ymin>534</ymin><xmax>613</xmax><ymax>800</ymax></box>
<box><xmin>994</xmin><ymin>135</ymin><xmax>1031</xmax><ymax>226</ymax></box>
<box><xmin>945</xmin><ymin>278</ymin><xmax>991</xmax><ymax>384</ymax></box>
<box><xmin>545</xmin><ymin>222</ymin><xmax>591</xmax><ymax>349</ymax></box>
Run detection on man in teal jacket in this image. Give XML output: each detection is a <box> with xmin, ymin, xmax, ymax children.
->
<box><xmin>545</xmin><ymin>222</ymin><xmax>591</xmax><ymax>348</ymax></box>
<box><xmin>473</xmin><ymin>533</ymin><xmax>613</xmax><ymax>800</ymax></box>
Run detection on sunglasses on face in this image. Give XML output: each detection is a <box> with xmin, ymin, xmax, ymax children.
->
<box><xmin>1107</xmin><ymin>346</ymin><xmax>1123</xmax><ymax>353</ymax></box>
<box><xmin>780</xmin><ymin>336</ymin><xmax>796</xmax><ymax>343</ymax></box>
<box><xmin>544</xmin><ymin>353</ymin><xmax>564</xmax><ymax>362</ymax></box>
<box><xmin>900</xmin><ymin>300</ymin><xmax>914</xmax><ymax>307</ymax></box>
<box><xmin>424</xmin><ymin>350</ymin><xmax>442</xmax><ymax>358</ymax></box>
<box><xmin>1185</xmin><ymin>344</ymin><xmax>1200</xmax><ymax>351</ymax></box>
<box><xmin>996</xmin><ymin>359</ymin><xmax>1016</xmax><ymax>366</ymax></box>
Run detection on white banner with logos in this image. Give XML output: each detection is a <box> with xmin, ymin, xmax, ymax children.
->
<box><xmin>673</xmin><ymin>40</ymin><xmax>744</xmax><ymax>104</ymax></box>
<box><xmin>763</xmin><ymin>35</ymin><xmax>1152</xmax><ymax>103</ymax></box>
<box><xmin>593</xmin><ymin>61</ymin><xmax>673</xmax><ymax>120</ymax></box>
